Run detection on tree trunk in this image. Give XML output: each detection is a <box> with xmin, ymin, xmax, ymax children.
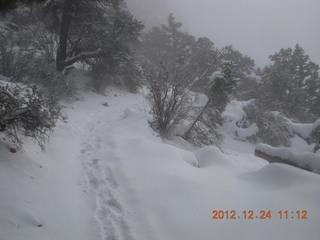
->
<box><xmin>184</xmin><ymin>95</ymin><xmax>212</xmax><ymax>139</ymax></box>
<box><xmin>313</xmin><ymin>138</ymin><xmax>320</xmax><ymax>153</ymax></box>
<box><xmin>56</xmin><ymin>0</ymin><xmax>74</xmax><ymax>71</ymax></box>
<box><xmin>254</xmin><ymin>149</ymin><xmax>315</xmax><ymax>173</ymax></box>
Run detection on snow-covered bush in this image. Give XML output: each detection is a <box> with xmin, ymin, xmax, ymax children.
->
<box><xmin>146</xmin><ymin>61</ymin><xmax>192</xmax><ymax>137</ymax></box>
<box><xmin>0</xmin><ymin>78</ymin><xmax>60</xmax><ymax>150</ymax></box>
<box><xmin>256</xmin><ymin>112</ymin><xmax>293</xmax><ymax>147</ymax></box>
<box><xmin>242</xmin><ymin>103</ymin><xmax>292</xmax><ymax>147</ymax></box>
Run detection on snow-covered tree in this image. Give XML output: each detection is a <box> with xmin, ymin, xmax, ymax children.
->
<box><xmin>258</xmin><ymin>44</ymin><xmax>320</xmax><ymax>121</ymax></box>
<box><xmin>40</xmin><ymin>0</ymin><xmax>144</xmax><ymax>86</ymax></box>
<box><xmin>2</xmin><ymin>0</ymin><xmax>144</xmax><ymax>93</ymax></box>
<box><xmin>185</xmin><ymin>61</ymin><xmax>238</xmax><ymax>146</ymax></box>
<box><xmin>188</xmin><ymin>37</ymin><xmax>222</xmax><ymax>92</ymax></box>
<box><xmin>220</xmin><ymin>45</ymin><xmax>257</xmax><ymax>100</ymax></box>
<box><xmin>86</xmin><ymin>2</ymin><xmax>144</xmax><ymax>91</ymax></box>
<box><xmin>141</xmin><ymin>14</ymin><xmax>195</xmax><ymax>71</ymax></box>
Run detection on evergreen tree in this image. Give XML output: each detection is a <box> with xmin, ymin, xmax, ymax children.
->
<box><xmin>259</xmin><ymin>44</ymin><xmax>320</xmax><ymax>121</ymax></box>
<box><xmin>188</xmin><ymin>37</ymin><xmax>222</xmax><ymax>92</ymax></box>
<box><xmin>220</xmin><ymin>45</ymin><xmax>256</xmax><ymax>100</ymax></box>
<box><xmin>42</xmin><ymin>0</ymin><xmax>143</xmax><ymax>77</ymax></box>
<box><xmin>185</xmin><ymin>61</ymin><xmax>238</xmax><ymax>146</ymax></box>
<box><xmin>141</xmin><ymin>14</ymin><xmax>195</xmax><ymax>70</ymax></box>
<box><xmin>83</xmin><ymin>1</ymin><xmax>144</xmax><ymax>91</ymax></box>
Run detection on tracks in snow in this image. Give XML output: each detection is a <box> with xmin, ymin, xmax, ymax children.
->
<box><xmin>80</xmin><ymin>108</ymin><xmax>136</xmax><ymax>240</ymax></box>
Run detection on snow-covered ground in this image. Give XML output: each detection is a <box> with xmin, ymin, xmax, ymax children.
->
<box><xmin>1</xmin><ymin>86</ymin><xmax>320</xmax><ymax>240</ymax></box>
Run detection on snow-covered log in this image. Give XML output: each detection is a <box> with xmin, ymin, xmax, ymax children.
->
<box><xmin>254</xmin><ymin>144</ymin><xmax>320</xmax><ymax>174</ymax></box>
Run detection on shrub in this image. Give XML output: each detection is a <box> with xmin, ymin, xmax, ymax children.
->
<box><xmin>256</xmin><ymin>111</ymin><xmax>292</xmax><ymax>147</ymax></box>
<box><xmin>241</xmin><ymin>102</ymin><xmax>293</xmax><ymax>146</ymax></box>
<box><xmin>0</xmin><ymin>79</ymin><xmax>60</xmax><ymax>150</ymax></box>
<box><xmin>146</xmin><ymin>61</ymin><xmax>192</xmax><ymax>137</ymax></box>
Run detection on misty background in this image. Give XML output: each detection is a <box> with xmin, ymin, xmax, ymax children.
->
<box><xmin>127</xmin><ymin>0</ymin><xmax>320</xmax><ymax>67</ymax></box>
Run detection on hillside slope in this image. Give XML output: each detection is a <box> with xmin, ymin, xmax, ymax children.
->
<box><xmin>1</xmin><ymin>89</ymin><xmax>319</xmax><ymax>240</ymax></box>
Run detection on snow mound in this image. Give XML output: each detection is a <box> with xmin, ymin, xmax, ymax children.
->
<box><xmin>256</xmin><ymin>144</ymin><xmax>320</xmax><ymax>173</ymax></box>
<box><xmin>239</xmin><ymin>163</ymin><xmax>320</xmax><ymax>189</ymax></box>
<box><xmin>171</xmin><ymin>147</ymin><xmax>199</xmax><ymax>167</ymax></box>
<box><xmin>21</xmin><ymin>210</ymin><xmax>43</xmax><ymax>227</ymax></box>
<box><xmin>0</xmin><ymin>74</ymin><xmax>10</xmax><ymax>82</ymax></box>
<box><xmin>288</xmin><ymin>119</ymin><xmax>320</xmax><ymax>139</ymax></box>
<box><xmin>122</xmin><ymin>107</ymin><xmax>140</xmax><ymax>120</ymax></box>
<box><xmin>193</xmin><ymin>146</ymin><xmax>227</xmax><ymax>167</ymax></box>
<box><xmin>223</xmin><ymin>100</ymin><xmax>248</xmax><ymax>122</ymax></box>
<box><xmin>223</xmin><ymin>100</ymin><xmax>258</xmax><ymax>140</ymax></box>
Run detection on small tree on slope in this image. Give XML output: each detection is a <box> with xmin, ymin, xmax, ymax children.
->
<box><xmin>146</xmin><ymin>60</ymin><xmax>192</xmax><ymax>137</ymax></box>
<box><xmin>185</xmin><ymin>61</ymin><xmax>237</xmax><ymax>146</ymax></box>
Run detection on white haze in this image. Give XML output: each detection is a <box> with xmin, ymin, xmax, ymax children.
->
<box><xmin>127</xmin><ymin>0</ymin><xmax>320</xmax><ymax>67</ymax></box>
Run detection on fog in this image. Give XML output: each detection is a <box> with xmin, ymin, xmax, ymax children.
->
<box><xmin>127</xmin><ymin>0</ymin><xmax>320</xmax><ymax>67</ymax></box>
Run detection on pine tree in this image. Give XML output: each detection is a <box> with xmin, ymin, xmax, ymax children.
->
<box><xmin>185</xmin><ymin>61</ymin><xmax>238</xmax><ymax>146</ymax></box>
<box><xmin>220</xmin><ymin>45</ymin><xmax>256</xmax><ymax>100</ymax></box>
<box><xmin>141</xmin><ymin>14</ymin><xmax>195</xmax><ymax>69</ymax></box>
<box><xmin>49</xmin><ymin>0</ymin><xmax>143</xmax><ymax>74</ymax></box>
<box><xmin>188</xmin><ymin>37</ymin><xmax>222</xmax><ymax>92</ymax></box>
<box><xmin>259</xmin><ymin>44</ymin><xmax>320</xmax><ymax>121</ymax></box>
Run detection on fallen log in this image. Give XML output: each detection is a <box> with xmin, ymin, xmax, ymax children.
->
<box><xmin>254</xmin><ymin>144</ymin><xmax>320</xmax><ymax>174</ymax></box>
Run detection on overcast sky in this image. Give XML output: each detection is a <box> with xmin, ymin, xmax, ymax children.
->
<box><xmin>127</xmin><ymin>0</ymin><xmax>320</xmax><ymax>68</ymax></box>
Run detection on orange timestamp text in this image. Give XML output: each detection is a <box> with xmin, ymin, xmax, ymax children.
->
<box><xmin>211</xmin><ymin>210</ymin><xmax>308</xmax><ymax>220</ymax></box>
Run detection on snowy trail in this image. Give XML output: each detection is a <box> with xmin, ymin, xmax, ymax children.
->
<box><xmin>77</xmin><ymin>90</ymin><xmax>320</xmax><ymax>240</ymax></box>
<box><xmin>79</xmin><ymin>91</ymin><xmax>146</xmax><ymax>240</ymax></box>
<box><xmin>1</xmin><ymin>88</ymin><xmax>319</xmax><ymax>240</ymax></box>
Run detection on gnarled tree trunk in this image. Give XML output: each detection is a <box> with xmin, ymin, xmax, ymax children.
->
<box><xmin>56</xmin><ymin>0</ymin><xmax>74</xmax><ymax>71</ymax></box>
